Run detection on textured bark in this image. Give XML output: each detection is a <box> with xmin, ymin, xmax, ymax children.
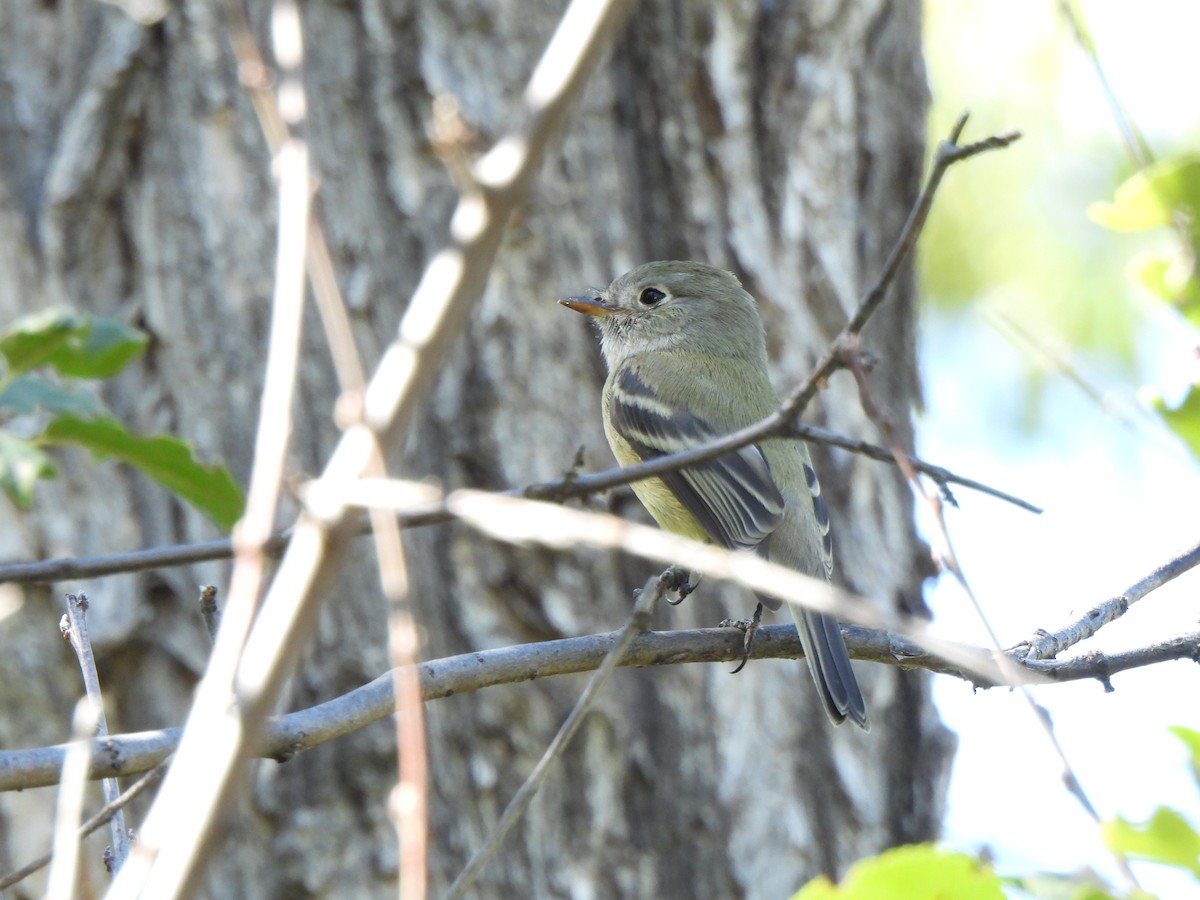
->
<box><xmin>0</xmin><ymin>1</ymin><xmax>952</xmax><ymax>897</ymax></box>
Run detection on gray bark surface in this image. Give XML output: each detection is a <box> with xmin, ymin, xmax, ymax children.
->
<box><xmin>0</xmin><ymin>1</ymin><xmax>952</xmax><ymax>897</ymax></box>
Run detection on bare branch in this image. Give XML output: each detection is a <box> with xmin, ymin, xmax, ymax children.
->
<box><xmin>59</xmin><ymin>594</ymin><xmax>130</xmax><ymax>868</ymax></box>
<box><xmin>367</xmin><ymin>453</ymin><xmax>427</xmax><ymax>900</ymax></box>
<box><xmin>1016</xmin><ymin>539</ymin><xmax>1200</xmax><ymax>661</ymax></box>
<box><xmin>2</xmin><ymin>621</ymin><xmax>1193</xmax><ymax>794</ymax></box>
<box><xmin>0</xmin><ymin>535</ymin><xmax>288</xmax><ymax>585</ymax></box>
<box><xmin>0</xmin><ymin>425</ymin><xmax>1037</xmax><ymax>588</ymax></box>
<box><xmin>1021</xmin><ymin>632</ymin><xmax>1200</xmax><ymax>685</ymax></box>
<box><xmin>527</xmin><ymin>420</ymin><xmax>1041</xmax><ymax>514</ymax></box>
<box><xmin>781</xmin><ymin>116</ymin><xmax>1021</xmax><ymax>420</ymax></box>
<box><xmin>782</xmin><ymin>423</ymin><xmax>1042</xmax><ymax>513</ymax></box>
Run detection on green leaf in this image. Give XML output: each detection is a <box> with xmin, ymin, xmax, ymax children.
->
<box><xmin>1102</xmin><ymin>807</ymin><xmax>1200</xmax><ymax>876</ymax></box>
<box><xmin>0</xmin><ymin>430</ymin><xmax>57</xmax><ymax>507</ymax></box>
<box><xmin>1131</xmin><ymin>252</ymin><xmax>1200</xmax><ymax>326</ymax></box>
<box><xmin>49</xmin><ymin>315</ymin><xmax>148</xmax><ymax>379</ymax></box>
<box><xmin>1169</xmin><ymin>725</ymin><xmax>1200</xmax><ymax>787</ymax></box>
<box><xmin>1088</xmin><ymin>155</ymin><xmax>1200</xmax><ymax>233</ymax></box>
<box><xmin>0</xmin><ymin>310</ymin><xmax>147</xmax><ymax>379</ymax></box>
<box><xmin>0</xmin><ymin>309</ymin><xmax>81</xmax><ymax>376</ymax></box>
<box><xmin>793</xmin><ymin>845</ymin><xmax>1003</xmax><ymax>900</ymax></box>
<box><xmin>41</xmin><ymin>416</ymin><xmax>244</xmax><ymax>530</ymax></box>
<box><xmin>0</xmin><ymin>375</ymin><xmax>109</xmax><ymax>419</ymax></box>
<box><xmin>1149</xmin><ymin>386</ymin><xmax>1200</xmax><ymax>459</ymax></box>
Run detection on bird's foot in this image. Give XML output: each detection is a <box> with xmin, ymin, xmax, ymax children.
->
<box><xmin>660</xmin><ymin>566</ymin><xmax>700</xmax><ymax>606</ymax></box>
<box><xmin>719</xmin><ymin>603</ymin><xmax>763</xmax><ymax>674</ymax></box>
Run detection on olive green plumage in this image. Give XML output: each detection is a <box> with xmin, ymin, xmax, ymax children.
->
<box><xmin>561</xmin><ymin>260</ymin><xmax>868</xmax><ymax>729</ymax></box>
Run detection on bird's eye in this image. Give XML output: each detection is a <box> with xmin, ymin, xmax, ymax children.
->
<box><xmin>638</xmin><ymin>287</ymin><xmax>666</xmax><ymax>306</ymax></box>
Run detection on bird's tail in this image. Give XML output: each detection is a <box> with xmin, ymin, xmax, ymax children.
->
<box><xmin>793</xmin><ymin>605</ymin><xmax>869</xmax><ymax>730</ymax></box>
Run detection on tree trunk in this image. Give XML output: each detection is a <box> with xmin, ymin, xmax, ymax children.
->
<box><xmin>0</xmin><ymin>1</ymin><xmax>952</xmax><ymax>897</ymax></box>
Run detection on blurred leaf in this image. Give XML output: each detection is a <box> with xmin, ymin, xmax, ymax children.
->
<box><xmin>0</xmin><ymin>309</ymin><xmax>146</xmax><ymax>380</ymax></box>
<box><xmin>0</xmin><ymin>375</ymin><xmax>109</xmax><ymax>420</ymax></box>
<box><xmin>0</xmin><ymin>309</ymin><xmax>80</xmax><ymax>376</ymax></box>
<box><xmin>0</xmin><ymin>430</ymin><xmax>57</xmax><ymax>507</ymax></box>
<box><xmin>1131</xmin><ymin>252</ymin><xmax>1200</xmax><ymax>325</ymax></box>
<box><xmin>1102</xmin><ymin>808</ymin><xmax>1200</xmax><ymax>877</ymax></box>
<box><xmin>41</xmin><ymin>416</ymin><xmax>244</xmax><ymax>530</ymax></box>
<box><xmin>49</xmin><ymin>316</ymin><xmax>148</xmax><ymax>379</ymax></box>
<box><xmin>793</xmin><ymin>845</ymin><xmax>1003</xmax><ymax>899</ymax></box>
<box><xmin>1169</xmin><ymin>726</ymin><xmax>1200</xmax><ymax>787</ymax></box>
<box><xmin>1088</xmin><ymin>155</ymin><xmax>1200</xmax><ymax>233</ymax></box>
<box><xmin>1149</xmin><ymin>386</ymin><xmax>1200</xmax><ymax>459</ymax></box>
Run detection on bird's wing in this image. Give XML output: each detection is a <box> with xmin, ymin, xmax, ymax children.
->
<box><xmin>801</xmin><ymin>460</ymin><xmax>834</xmax><ymax>581</ymax></box>
<box><xmin>609</xmin><ymin>366</ymin><xmax>785</xmax><ymax>550</ymax></box>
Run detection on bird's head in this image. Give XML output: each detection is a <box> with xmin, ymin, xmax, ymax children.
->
<box><xmin>559</xmin><ymin>260</ymin><xmax>768</xmax><ymax>369</ymax></box>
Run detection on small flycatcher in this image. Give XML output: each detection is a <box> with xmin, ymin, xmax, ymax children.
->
<box><xmin>560</xmin><ymin>260</ymin><xmax>868</xmax><ymax>729</ymax></box>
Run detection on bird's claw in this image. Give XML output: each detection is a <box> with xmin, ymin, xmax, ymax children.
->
<box><xmin>660</xmin><ymin>566</ymin><xmax>700</xmax><ymax>605</ymax></box>
<box><xmin>722</xmin><ymin>603</ymin><xmax>763</xmax><ymax>674</ymax></box>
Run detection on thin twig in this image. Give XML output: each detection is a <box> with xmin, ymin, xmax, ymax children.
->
<box><xmin>0</xmin><ymin>534</ymin><xmax>289</xmax><ymax>585</ymax></box>
<box><xmin>526</xmin><ymin>420</ymin><xmax>1041</xmax><ymax>513</ymax></box>
<box><xmin>852</xmin><ymin>339</ymin><xmax>1139</xmax><ymax>887</ymax></box>
<box><xmin>849</xmin><ymin>345</ymin><xmax>1133</xmax><ymax>879</ymax></box>
<box><xmin>1019</xmin><ymin>633</ymin><xmax>1200</xmax><ymax>685</ymax></box>
<box><xmin>1056</xmin><ymin>0</ymin><xmax>1153</xmax><ymax>169</ymax></box>
<box><xmin>783</xmin><ymin>422</ymin><xmax>1041</xmax><ymax>512</ymax></box>
<box><xmin>781</xmin><ymin>115</ymin><xmax>1021</xmax><ymax>420</ymax></box>
<box><xmin>222</xmin><ymin>0</ymin><xmax>368</xmax><ymax>400</ymax></box>
<box><xmin>60</xmin><ymin>594</ymin><xmax>129</xmax><ymax>868</ymax></box>
<box><xmin>1016</xmin><ymin>538</ymin><xmax>1200</xmax><ymax>662</ymax></box>
<box><xmin>0</xmin><ymin>760</ymin><xmax>168</xmax><ymax>891</ymax></box>
<box><xmin>366</xmin><ymin>444</ymin><xmax>428</xmax><ymax>900</ymax></box>
<box><xmin>443</xmin><ymin>570</ymin><xmax>665</xmax><ymax>899</ymax></box>
<box><xmin>0</xmin><ymin>424</ymin><xmax>1038</xmax><ymax>588</ymax></box>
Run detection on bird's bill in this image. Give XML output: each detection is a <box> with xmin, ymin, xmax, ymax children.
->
<box><xmin>558</xmin><ymin>296</ymin><xmax>612</xmax><ymax>317</ymax></box>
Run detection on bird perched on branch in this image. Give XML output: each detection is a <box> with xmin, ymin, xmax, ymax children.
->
<box><xmin>560</xmin><ymin>260</ymin><xmax>868</xmax><ymax>729</ymax></box>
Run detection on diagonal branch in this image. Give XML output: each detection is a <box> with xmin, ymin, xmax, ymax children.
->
<box><xmin>1014</xmin><ymin>538</ymin><xmax>1200</xmax><ymax>661</ymax></box>
<box><xmin>780</xmin><ymin>114</ymin><xmax>1021</xmax><ymax>420</ymax></box>
<box><xmin>105</xmin><ymin>3</ymin><xmax>637</xmax><ymax>897</ymax></box>
<box><xmin>59</xmin><ymin>593</ymin><xmax>130</xmax><ymax>870</ymax></box>
<box><xmin>0</xmin><ymin>423</ymin><xmax>1038</xmax><ymax>588</ymax></box>
<box><xmin>437</xmin><ymin>486</ymin><xmax>1015</xmax><ymax>685</ymax></box>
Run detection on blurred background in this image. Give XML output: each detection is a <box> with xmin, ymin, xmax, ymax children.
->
<box><xmin>919</xmin><ymin>1</ymin><xmax>1200</xmax><ymax>894</ymax></box>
